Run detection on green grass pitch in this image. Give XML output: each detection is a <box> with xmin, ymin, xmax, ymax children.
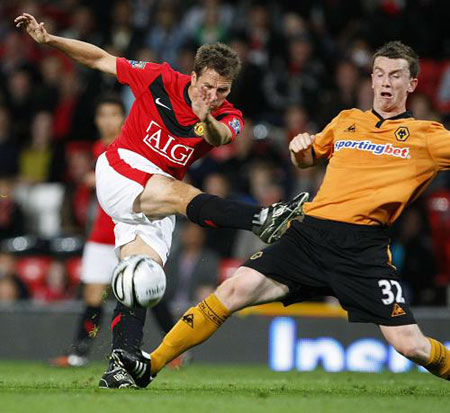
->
<box><xmin>0</xmin><ymin>361</ymin><xmax>449</xmax><ymax>413</ymax></box>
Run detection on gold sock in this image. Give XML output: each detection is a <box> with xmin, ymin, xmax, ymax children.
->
<box><xmin>150</xmin><ymin>294</ymin><xmax>230</xmax><ymax>374</ymax></box>
<box><xmin>424</xmin><ymin>338</ymin><xmax>450</xmax><ymax>379</ymax></box>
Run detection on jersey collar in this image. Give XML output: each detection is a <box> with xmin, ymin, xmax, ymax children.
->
<box><xmin>184</xmin><ymin>82</ymin><xmax>192</xmax><ymax>107</ymax></box>
<box><xmin>371</xmin><ymin>109</ymin><xmax>414</xmax><ymax>128</ymax></box>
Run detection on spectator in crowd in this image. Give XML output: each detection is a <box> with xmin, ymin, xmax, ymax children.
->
<box><xmin>0</xmin><ymin>31</ymin><xmax>31</xmax><ymax>77</ymax></box>
<box><xmin>263</xmin><ymin>34</ymin><xmax>325</xmax><ymax>123</ymax></box>
<box><xmin>19</xmin><ymin>111</ymin><xmax>65</xmax><ymax>183</ymax></box>
<box><xmin>104</xmin><ymin>0</ymin><xmax>142</xmax><ymax>57</ymax></box>
<box><xmin>52</xmin><ymin>71</ymin><xmax>81</xmax><ymax>141</ymax></box>
<box><xmin>190</xmin><ymin>0</ymin><xmax>229</xmax><ymax>47</ymax></box>
<box><xmin>164</xmin><ymin>221</ymin><xmax>219</xmax><ymax>310</ymax></box>
<box><xmin>34</xmin><ymin>54</ymin><xmax>65</xmax><ymax>112</ymax></box>
<box><xmin>60</xmin><ymin>5</ymin><xmax>99</xmax><ymax>44</ymax></box>
<box><xmin>35</xmin><ymin>259</ymin><xmax>70</xmax><ymax>302</ymax></box>
<box><xmin>0</xmin><ymin>177</ymin><xmax>25</xmax><ymax>240</ymax></box>
<box><xmin>284</xmin><ymin>104</ymin><xmax>316</xmax><ymax>144</ymax></box>
<box><xmin>0</xmin><ymin>251</ymin><xmax>29</xmax><ymax>301</ymax></box>
<box><xmin>202</xmin><ymin>172</ymin><xmax>238</xmax><ymax>258</ymax></box>
<box><xmin>144</xmin><ymin>2</ymin><xmax>185</xmax><ymax>66</ymax></box>
<box><xmin>176</xmin><ymin>44</ymin><xmax>196</xmax><ymax>75</ymax></box>
<box><xmin>319</xmin><ymin>60</ymin><xmax>360</xmax><ymax>125</ymax></box>
<box><xmin>347</xmin><ymin>38</ymin><xmax>373</xmax><ymax>74</ymax></box>
<box><xmin>61</xmin><ymin>142</ymin><xmax>94</xmax><ymax>234</ymax></box>
<box><xmin>0</xmin><ymin>106</ymin><xmax>19</xmax><ymax>176</ymax></box>
<box><xmin>235</xmin><ymin>2</ymin><xmax>281</xmax><ymax>68</ymax></box>
<box><xmin>356</xmin><ymin>77</ymin><xmax>373</xmax><ymax>111</ymax></box>
<box><xmin>227</xmin><ymin>35</ymin><xmax>266</xmax><ymax>121</ymax></box>
<box><xmin>409</xmin><ymin>93</ymin><xmax>441</xmax><ymax>122</ymax></box>
<box><xmin>391</xmin><ymin>206</ymin><xmax>439</xmax><ymax>306</ymax></box>
<box><xmin>182</xmin><ymin>0</ymin><xmax>234</xmax><ymax>40</ymax></box>
<box><xmin>4</xmin><ymin>68</ymin><xmax>34</xmax><ymax>143</ymax></box>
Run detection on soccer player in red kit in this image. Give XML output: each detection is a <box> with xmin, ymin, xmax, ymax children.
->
<box><xmin>16</xmin><ymin>13</ymin><xmax>307</xmax><ymax>387</ymax></box>
<box><xmin>50</xmin><ymin>95</ymin><xmax>177</xmax><ymax>367</ymax></box>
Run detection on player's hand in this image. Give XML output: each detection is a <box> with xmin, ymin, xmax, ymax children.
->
<box><xmin>14</xmin><ymin>13</ymin><xmax>51</xmax><ymax>44</ymax></box>
<box><xmin>289</xmin><ymin>133</ymin><xmax>316</xmax><ymax>155</ymax></box>
<box><xmin>289</xmin><ymin>133</ymin><xmax>316</xmax><ymax>168</ymax></box>
<box><xmin>191</xmin><ymin>85</ymin><xmax>214</xmax><ymax>121</ymax></box>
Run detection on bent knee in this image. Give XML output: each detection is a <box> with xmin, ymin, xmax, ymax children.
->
<box><xmin>137</xmin><ymin>176</ymin><xmax>199</xmax><ymax>217</ymax></box>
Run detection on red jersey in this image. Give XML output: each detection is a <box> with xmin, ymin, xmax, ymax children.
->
<box><xmin>88</xmin><ymin>140</ymin><xmax>115</xmax><ymax>245</ymax></box>
<box><xmin>109</xmin><ymin>58</ymin><xmax>244</xmax><ymax>180</ymax></box>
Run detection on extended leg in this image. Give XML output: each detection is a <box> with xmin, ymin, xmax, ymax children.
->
<box><xmin>113</xmin><ymin>267</ymin><xmax>289</xmax><ymax>387</ymax></box>
<box><xmin>135</xmin><ymin>175</ymin><xmax>308</xmax><ymax>243</ymax></box>
<box><xmin>381</xmin><ymin>324</ymin><xmax>450</xmax><ymax>380</ymax></box>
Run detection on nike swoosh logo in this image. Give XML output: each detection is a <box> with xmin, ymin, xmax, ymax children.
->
<box><xmin>155</xmin><ymin>97</ymin><xmax>171</xmax><ymax>111</ymax></box>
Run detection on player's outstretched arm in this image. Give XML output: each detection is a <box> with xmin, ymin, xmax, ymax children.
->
<box><xmin>191</xmin><ymin>85</ymin><xmax>232</xmax><ymax>147</ymax></box>
<box><xmin>289</xmin><ymin>133</ymin><xmax>316</xmax><ymax>168</ymax></box>
<box><xmin>202</xmin><ymin>114</ymin><xmax>232</xmax><ymax>147</ymax></box>
<box><xmin>15</xmin><ymin>13</ymin><xmax>117</xmax><ymax>76</ymax></box>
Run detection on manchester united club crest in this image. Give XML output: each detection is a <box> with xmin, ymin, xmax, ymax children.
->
<box><xmin>394</xmin><ymin>126</ymin><xmax>410</xmax><ymax>142</ymax></box>
<box><xmin>194</xmin><ymin>122</ymin><xmax>205</xmax><ymax>136</ymax></box>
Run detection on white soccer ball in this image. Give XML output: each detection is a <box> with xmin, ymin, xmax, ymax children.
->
<box><xmin>111</xmin><ymin>255</ymin><xmax>166</xmax><ymax>308</ymax></box>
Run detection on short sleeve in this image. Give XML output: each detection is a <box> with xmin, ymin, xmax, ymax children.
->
<box><xmin>312</xmin><ymin>113</ymin><xmax>341</xmax><ymax>159</ymax></box>
<box><xmin>116</xmin><ymin>58</ymin><xmax>163</xmax><ymax>97</ymax></box>
<box><xmin>426</xmin><ymin>122</ymin><xmax>450</xmax><ymax>170</ymax></box>
<box><xmin>215</xmin><ymin>106</ymin><xmax>244</xmax><ymax>142</ymax></box>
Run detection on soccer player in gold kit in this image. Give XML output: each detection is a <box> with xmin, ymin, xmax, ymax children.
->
<box><xmin>115</xmin><ymin>41</ymin><xmax>450</xmax><ymax>388</ymax></box>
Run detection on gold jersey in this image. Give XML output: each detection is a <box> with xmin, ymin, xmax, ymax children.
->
<box><xmin>303</xmin><ymin>109</ymin><xmax>450</xmax><ymax>226</ymax></box>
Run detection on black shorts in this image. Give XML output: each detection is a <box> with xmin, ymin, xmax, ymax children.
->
<box><xmin>243</xmin><ymin>215</ymin><xmax>416</xmax><ymax>326</ymax></box>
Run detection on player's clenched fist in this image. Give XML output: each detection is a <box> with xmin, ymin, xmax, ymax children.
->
<box><xmin>289</xmin><ymin>133</ymin><xmax>316</xmax><ymax>168</ymax></box>
<box><xmin>14</xmin><ymin>13</ymin><xmax>50</xmax><ymax>44</ymax></box>
<box><xmin>289</xmin><ymin>133</ymin><xmax>316</xmax><ymax>153</ymax></box>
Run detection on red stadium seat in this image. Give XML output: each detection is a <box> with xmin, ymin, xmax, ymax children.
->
<box><xmin>15</xmin><ymin>256</ymin><xmax>52</xmax><ymax>295</ymax></box>
<box><xmin>425</xmin><ymin>190</ymin><xmax>450</xmax><ymax>284</ymax></box>
<box><xmin>416</xmin><ymin>59</ymin><xmax>442</xmax><ymax>99</ymax></box>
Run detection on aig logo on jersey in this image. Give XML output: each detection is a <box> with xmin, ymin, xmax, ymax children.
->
<box><xmin>395</xmin><ymin>126</ymin><xmax>410</xmax><ymax>142</ymax></box>
<box><xmin>143</xmin><ymin>120</ymin><xmax>194</xmax><ymax>166</ymax></box>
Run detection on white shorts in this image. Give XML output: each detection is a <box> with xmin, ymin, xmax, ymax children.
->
<box><xmin>81</xmin><ymin>241</ymin><xmax>118</xmax><ymax>284</ymax></box>
<box><xmin>95</xmin><ymin>148</ymin><xmax>176</xmax><ymax>265</ymax></box>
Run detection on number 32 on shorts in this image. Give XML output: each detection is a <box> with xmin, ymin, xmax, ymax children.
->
<box><xmin>378</xmin><ymin>279</ymin><xmax>405</xmax><ymax>305</ymax></box>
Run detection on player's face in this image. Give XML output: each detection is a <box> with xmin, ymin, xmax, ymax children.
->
<box><xmin>95</xmin><ymin>103</ymin><xmax>125</xmax><ymax>142</ymax></box>
<box><xmin>192</xmin><ymin>68</ymin><xmax>232</xmax><ymax>110</ymax></box>
<box><xmin>371</xmin><ymin>57</ymin><xmax>418</xmax><ymax>115</ymax></box>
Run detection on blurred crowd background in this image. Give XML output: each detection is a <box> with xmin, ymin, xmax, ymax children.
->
<box><xmin>1</xmin><ymin>0</ymin><xmax>450</xmax><ymax>307</ymax></box>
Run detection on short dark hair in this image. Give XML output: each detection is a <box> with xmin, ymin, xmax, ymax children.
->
<box><xmin>372</xmin><ymin>41</ymin><xmax>419</xmax><ymax>78</ymax></box>
<box><xmin>95</xmin><ymin>93</ymin><xmax>126</xmax><ymax>115</ymax></box>
<box><xmin>193</xmin><ymin>42</ymin><xmax>241</xmax><ymax>80</ymax></box>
